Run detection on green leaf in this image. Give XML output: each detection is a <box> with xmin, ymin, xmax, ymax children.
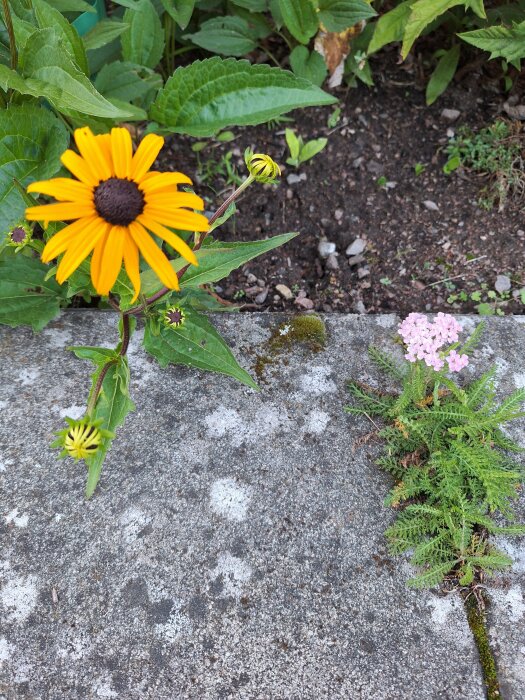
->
<box><xmin>140</xmin><ymin>233</ymin><xmax>299</xmax><ymax>299</ymax></box>
<box><xmin>278</xmin><ymin>0</ymin><xmax>318</xmax><ymax>44</ymax></box>
<box><xmin>32</xmin><ymin>0</ymin><xmax>89</xmax><ymax>75</ymax></box>
<box><xmin>94</xmin><ymin>60</ymin><xmax>162</xmax><ymax>106</ymax></box>
<box><xmin>299</xmin><ymin>137</ymin><xmax>327</xmax><ymax>163</ymax></box>
<box><xmin>46</xmin><ymin>0</ymin><xmax>96</xmax><ymax>12</ymax></box>
<box><xmin>122</xmin><ymin>0</ymin><xmax>165</xmax><ymax>69</ymax></box>
<box><xmin>466</xmin><ymin>0</ymin><xmax>485</xmax><ymax>19</ymax></box>
<box><xmin>230</xmin><ymin>0</ymin><xmax>267</xmax><ymax>10</ymax></box>
<box><xmin>160</xmin><ymin>0</ymin><xmax>195</xmax><ymax>28</ymax></box>
<box><xmin>401</xmin><ymin>0</ymin><xmax>464</xmax><ymax>59</ymax></box>
<box><xmin>459</xmin><ymin>22</ymin><xmax>525</xmax><ymax>63</ymax></box>
<box><xmin>149</xmin><ymin>57</ymin><xmax>337</xmax><ymax>136</ymax></box>
<box><xmin>317</xmin><ymin>0</ymin><xmax>376</xmax><ymax>33</ymax></box>
<box><xmin>143</xmin><ymin>308</ymin><xmax>258</xmax><ymax>389</ymax></box>
<box><xmin>184</xmin><ymin>17</ymin><xmax>258</xmax><ymax>56</ymax></box>
<box><xmin>0</xmin><ymin>253</ymin><xmax>68</xmax><ymax>331</ymax></box>
<box><xmin>17</xmin><ymin>28</ymin><xmax>135</xmax><ymax>119</ymax></box>
<box><xmin>368</xmin><ymin>0</ymin><xmax>414</xmax><ymax>54</ymax></box>
<box><xmin>82</xmin><ymin>19</ymin><xmax>129</xmax><ymax>51</ymax></box>
<box><xmin>0</xmin><ymin>103</ymin><xmax>69</xmax><ymax>233</ymax></box>
<box><xmin>289</xmin><ymin>46</ymin><xmax>327</xmax><ymax>86</ymax></box>
<box><xmin>285</xmin><ymin>128</ymin><xmax>301</xmax><ymax>161</ymax></box>
<box><xmin>426</xmin><ymin>44</ymin><xmax>460</xmax><ymax>105</ymax></box>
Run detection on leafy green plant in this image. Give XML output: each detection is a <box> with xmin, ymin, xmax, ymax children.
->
<box><xmin>285</xmin><ymin>127</ymin><xmax>328</xmax><ymax>167</ymax></box>
<box><xmin>444</xmin><ymin>120</ymin><xmax>525</xmax><ymax>210</ymax></box>
<box><xmin>447</xmin><ymin>282</ymin><xmax>525</xmax><ymax>316</ymax></box>
<box><xmin>346</xmin><ymin>314</ymin><xmax>525</xmax><ymax>589</ymax></box>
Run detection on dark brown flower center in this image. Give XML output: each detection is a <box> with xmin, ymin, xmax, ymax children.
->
<box><xmin>94</xmin><ymin>178</ymin><xmax>144</xmax><ymax>226</ymax></box>
<box><xmin>167</xmin><ymin>309</ymin><xmax>184</xmax><ymax>325</ymax></box>
<box><xmin>10</xmin><ymin>227</ymin><xmax>26</xmax><ymax>243</ymax></box>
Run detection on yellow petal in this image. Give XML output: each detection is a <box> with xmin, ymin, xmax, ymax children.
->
<box><xmin>130</xmin><ymin>133</ymin><xmax>164</xmax><ymax>181</ymax></box>
<box><xmin>111</xmin><ymin>127</ymin><xmax>133</xmax><ymax>179</ymax></box>
<box><xmin>142</xmin><ymin>207</ymin><xmax>209</xmax><ymax>233</ymax></box>
<box><xmin>28</xmin><ymin>178</ymin><xmax>94</xmax><ymax>203</ymax></box>
<box><xmin>56</xmin><ymin>219</ymin><xmax>108</xmax><ymax>283</ymax></box>
<box><xmin>128</xmin><ymin>221</ymin><xmax>179</xmax><ymax>290</ymax></box>
<box><xmin>95</xmin><ymin>133</ymin><xmax>115</xmax><ymax>176</ymax></box>
<box><xmin>41</xmin><ymin>216</ymin><xmax>98</xmax><ymax>262</ymax></box>
<box><xmin>61</xmin><ymin>150</ymin><xmax>99</xmax><ymax>186</ymax></box>
<box><xmin>96</xmin><ymin>226</ymin><xmax>125</xmax><ymax>296</ymax></box>
<box><xmin>90</xmin><ymin>228</ymin><xmax>109</xmax><ymax>291</ymax></box>
<box><xmin>123</xmin><ymin>229</ymin><xmax>140</xmax><ymax>302</ymax></box>
<box><xmin>26</xmin><ymin>202</ymin><xmax>95</xmax><ymax>222</ymax></box>
<box><xmin>138</xmin><ymin>172</ymin><xmax>192</xmax><ymax>193</ymax></box>
<box><xmin>138</xmin><ymin>214</ymin><xmax>198</xmax><ymax>266</ymax></box>
<box><xmin>144</xmin><ymin>192</ymin><xmax>204</xmax><ymax>211</ymax></box>
<box><xmin>74</xmin><ymin>127</ymin><xmax>112</xmax><ymax>182</ymax></box>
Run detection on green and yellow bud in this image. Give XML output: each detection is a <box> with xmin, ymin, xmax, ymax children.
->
<box><xmin>162</xmin><ymin>305</ymin><xmax>186</xmax><ymax>328</ymax></box>
<box><xmin>52</xmin><ymin>416</ymin><xmax>113</xmax><ymax>462</ymax></box>
<box><xmin>244</xmin><ymin>149</ymin><xmax>281</xmax><ymax>184</ymax></box>
<box><xmin>6</xmin><ymin>222</ymin><xmax>32</xmax><ymax>250</ymax></box>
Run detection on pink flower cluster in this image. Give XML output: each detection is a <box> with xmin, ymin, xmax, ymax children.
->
<box><xmin>398</xmin><ymin>313</ymin><xmax>469</xmax><ymax>373</ymax></box>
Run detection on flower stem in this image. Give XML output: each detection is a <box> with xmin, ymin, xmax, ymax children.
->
<box><xmin>86</xmin><ymin>314</ymin><xmax>130</xmax><ymax>416</ymax></box>
<box><xmin>1</xmin><ymin>0</ymin><xmax>17</xmax><ymax>72</ymax></box>
<box><xmin>123</xmin><ymin>176</ymin><xmax>254</xmax><ymax>317</ymax></box>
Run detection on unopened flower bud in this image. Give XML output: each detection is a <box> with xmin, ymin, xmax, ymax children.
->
<box><xmin>163</xmin><ymin>305</ymin><xmax>186</xmax><ymax>328</ymax></box>
<box><xmin>244</xmin><ymin>149</ymin><xmax>281</xmax><ymax>184</ymax></box>
<box><xmin>52</xmin><ymin>417</ymin><xmax>113</xmax><ymax>462</ymax></box>
<box><xmin>7</xmin><ymin>222</ymin><xmax>32</xmax><ymax>249</ymax></box>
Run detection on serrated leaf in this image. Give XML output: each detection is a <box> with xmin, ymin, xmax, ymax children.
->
<box><xmin>83</xmin><ymin>19</ymin><xmax>129</xmax><ymax>51</ymax></box>
<box><xmin>122</xmin><ymin>0</ymin><xmax>165</xmax><ymax>69</ymax></box>
<box><xmin>32</xmin><ymin>0</ymin><xmax>89</xmax><ymax>75</ymax></box>
<box><xmin>138</xmin><ymin>233</ymin><xmax>299</xmax><ymax>299</ymax></box>
<box><xmin>16</xmin><ymin>28</ymin><xmax>135</xmax><ymax>119</ymax></box>
<box><xmin>0</xmin><ymin>103</ymin><xmax>69</xmax><ymax>233</ymax></box>
<box><xmin>368</xmin><ymin>0</ymin><xmax>414</xmax><ymax>54</ymax></box>
<box><xmin>401</xmin><ymin>0</ymin><xmax>464</xmax><ymax>59</ymax></box>
<box><xmin>160</xmin><ymin>0</ymin><xmax>195</xmax><ymax>28</ymax></box>
<box><xmin>0</xmin><ymin>253</ymin><xmax>68</xmax><ymax>331</ymax></box>
<box><xmin>289</xmin><ymin>46</ymin><xmax>327</xmax><ymax>86</ymax></box>
<box><xmin>150</xmin><ymin>57</ymin><xmax>337</xmax><ymax>136</ymax></box>
<box><xmin>466</xmin><ymin>0</ymin><xmax>485</xmax><ymax>19</ymax></box>
<box><xmin>459</xmin><ymin>21</ymin><xmax>525</xmax><ymax>63</ymax></box>
<box><xmin>278</xmin><ymin>0</ymin><xmax>318</xmax><ymax>44</ymax></box>
<box><xmin>144</xmin><ymin>308</ymin><xmax>257</xmax><ymax>389</ymax></box>
<box><xmin>318</xmin><ymin>0</ymin><xmax>376</xmax><ymax>33</ymax></box>
<box><xmin>184</xmin><ymin>17</ymin><xmax>258</xmax><ymax>56</ymax></box>
<box><xmin>426</xmin><ymin>44</ymin><xmax>460</xmax><ymax>105</ymax></box>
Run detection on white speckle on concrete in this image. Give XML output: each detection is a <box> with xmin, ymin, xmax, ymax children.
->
<box><xmin>93</xmin><ymin>679</ymin><xmax>119</xmax><ymax>698</ymax></box>
<box><xmin>495</xmin><ymin>357</ymin><xmax>510</xmax><ymax>380</ymax></box>
<box><xmin>57</xmin><ymin>629</ymin><xmax>92</xmax><ymax>662</ymax></box>
<box><xmin>494</xmin><ymin>539</ymin><xmax>525</xmax><ymax>573</ymax></box>
<box><xmin>427</xmin><ymin>594</ymin><xmax>472</xmax><ymax>649</ymax></box>
<box><xmin>0</xmin><ymin>400</ymin><xmax>6</xmax><ymax>410</ymax></box>
<box><xmin>205</xmin><ymin>404</ymin><xmax>290</xmax><ymax>446</ymax></box>
<box><xmin>0</xmin><ymin>574</ymin><xmax>38</xmax><ymax>623</ymax></box>
<box><xmin>119</xmin><ymin>507</ymin><xmax>151</xmax><ymax>544</ymax></box>
<box><xmin>126</xmin><ymin>329</ymin><xmax>155</xmax><ymax>385</ymax></box>
<box><xmin>513</xmin><ymin>372</ymin><xmax>525</xmax><ymax>389</ymax></box>
<box><xmin>5</xmin><ymin>508</ymin><xmax>29</xmax><ymax>528</ymax></box>
<box><xmin>17</xmin><ymin>368</ymin><xmax>40</xmax><ymax>387</ymax></box>
<box><xmin>0</xmin><ymin>458</ymin><xmax>13</xmax><ymax>473</ymax></box>
<box><xmin>211</xmin><ymin>552</ymin><xmax>252</xmax><ymax>599</ymax></box>
<box><xmin>299</xmin><ymin>365</ymin><xmax>337</xmax><ymax>396</ymax></box>
<box><xmin>375</xmin><ymin>316</ymin><xmax>397</xmax><ymax>329</ymax></box>
<box><xmin>210</xmin><ymin>478</ymin><xmax>251</xmax><ymax>522</ymax></box>
<box><xmin>460</xmin><ymin>318</ymin><xmax>477</xmax><ymax>334</ymax></box>
<box><xmin>0</xmin><ymin>637</ymin><xmax>13</xmax><ymax>664</ymax></box>
<box><xmin>156</xmin><ymin>605</ymin><xmax>192</xmax><ymax>644</ymax></box>
<box><xmin>304</xmin><ymin>410</ymin><xmax>331</xmax><ymax>435</ymax></box>
<box><xmin>58</xmin><ymin>405</ymin><xmax>86</xmax><ymax>420</ymax></box>
<box><xmin>54</xmin><ymin>514</ymin><xmax>64</xmax><ymax>523</ymax></box>
<box><xmin>41</xmin><ymin>328</ymin><xmax>71</xmax><ymax>349</ymax></box>
<box><xmin>489</xmin><ymin>586</ymin><xmax>525</xmax><ymax>622</ymax></box>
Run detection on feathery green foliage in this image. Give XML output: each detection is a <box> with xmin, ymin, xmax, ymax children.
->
<box><xmin>346</xmin><ymin>325</ymin><xmax>525</xmax><ymax>589</ymax></box>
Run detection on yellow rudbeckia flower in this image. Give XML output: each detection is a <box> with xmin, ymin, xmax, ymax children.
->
<box><xmin>25</xmin><ymin>126</ymin><xmax>209</xmax><ymax>302</ymax></box>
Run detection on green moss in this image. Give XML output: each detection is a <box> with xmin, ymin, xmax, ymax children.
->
<box><xmin>253</xmin><ymin>315</ymin><xmax>327</xmax><ymax>380</ymax></box>
<box><xmin>465</xmin><ymin>594</ymin><xmax>500</xmax><ymax>699</ymax></box>
<box><xmin>269</xmin><ymin>315</ymin><xmax>327</xmax><ymax>352</ymax></box>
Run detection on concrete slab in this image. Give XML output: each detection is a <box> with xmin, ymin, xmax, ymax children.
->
<box><xmin>0</xmin><ymin>311</ymin><xmax>523</xmax><ymax>700</ymax></box>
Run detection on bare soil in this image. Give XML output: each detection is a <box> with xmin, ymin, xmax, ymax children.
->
<box><xmin>161</xmin><ymin>52</ymin><xmax>525</xmax><ymax>316</ymax></box>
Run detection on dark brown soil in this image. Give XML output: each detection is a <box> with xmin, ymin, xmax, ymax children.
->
<box><xmin>161</xmin><ymin>52</ymin><xmax>525</xmax><ymax>316</ymax></box>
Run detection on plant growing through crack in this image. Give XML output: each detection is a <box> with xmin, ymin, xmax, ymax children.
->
<box><xmin>346</xmin><ymin>313</ymin><xmax>525</xmax><ymax>590</ymax></box>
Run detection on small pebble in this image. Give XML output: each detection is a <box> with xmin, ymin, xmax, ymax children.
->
<box><xmin>334</xmin><ymin>208</ymin><xmax>344</xmax><ymax>221</ymax></box>
<box><xmin>423</xmin><ymin>200</ymin><xmax>439</xmax><ymax>211</ymax></box>
<box><xmin>326</xmin><ymin>253</ymin><xmax>339</xmax><ymax>270</ymax></box>
<box><xmin>295</xmin><ymin>297</ymin><xmax>315</xmax><ymax>310</ymax></box>
<box><xmin>246</xmin><ymin>273</ymin><xmax>257</xmax><ymax>284</ymax></box>
<box><xmin>495</xmin><ymin>274</ymin><xmax>511</xmax><ymax>294</ymax></box>
<box><xmin>318</xmin><ymin>239</ymin><xmax>336</xmax><ymax>258</ymax></box>
<box><xmin>286</xmin><ymin>188</ymin><xmax>293</xmax><ymax>200</ymax></box>
<box><xmin>346</xmin><ymin>238</ymin><xmax>366</xmax><ymax>256</ymax></box>
<box><xmin>354</xmin><ymin>300</ymin><xmax>366</xmax><ymax>314</ymax></box>
<box><xmin>255</xmin><ymin>289</ymin><xmax>268</xmax><ymax>305</ymax></box>
<box><xmin>441</xmin><ymin>108</ymin><xmax>461</xmax><ymax>122</ymax></box>
<box><xmin>348</xmin><ymin>254</ymin><xmax>365</xmax><ymax>267</ymax></box>
<box><xmin>357</xmin><ymin>267</ymin><xmax>370</xmax><ymax>279</ymax></box>
<box><xmin>286</xmin><ymin>173</ymin><xmax>307</xmax><ymax>185</ymax></box>
<box><xmin>275</xmin><ymin>284</ymin><xmax>293</xmax><ymax>300</ymax></box>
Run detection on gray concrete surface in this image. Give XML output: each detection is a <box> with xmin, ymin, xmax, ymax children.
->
<box><xmin>0</xmin><ymin>312</ymin><xmax>524</xmax><ymax>700</ymax></box>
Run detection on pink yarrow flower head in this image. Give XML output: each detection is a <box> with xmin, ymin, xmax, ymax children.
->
<box><xmin>398</xmin><ymin>313</ymin><xmax>467</xmax><ymax>373</ymax></box>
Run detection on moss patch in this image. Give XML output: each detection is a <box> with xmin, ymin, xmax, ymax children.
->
<box><xmin>254</xmin><ymin>315</ymin><xmax>327</xmax><ymax>380</ymax></box>
<box><xmin>464</xmin><ymin>593</ymin><xmax>500</xmax><ymax>699</ymax></box>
